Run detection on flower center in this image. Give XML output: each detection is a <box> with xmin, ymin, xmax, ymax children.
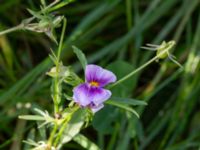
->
<box><xmin>90</xmin><ymin>81</ymin><xmax>99</xmax><ymax>87</ymax></box>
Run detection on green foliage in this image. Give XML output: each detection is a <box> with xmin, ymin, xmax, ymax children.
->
<box><xmin>0</xmin><ymin>0</ymin><xmax>200</xmax><ymax>150</ymax></box>
<box><xmin>58</xmin><ymin>109</ymin><xmax>87</xmax><ymax>147</ymax></box>
<box><xmin>72</xmin><ymin>46</ymin><xmax>88</xmax><ymax>71</ymax></box>
<box><xmin>107</xmin><ymin>61</ymin><xmax>135</xmax><ymax>96</ymax></box>
<box><xmin>73</xmin><ymin>134</ymin><xmax>100</xmax><ymax>150</ymax></box>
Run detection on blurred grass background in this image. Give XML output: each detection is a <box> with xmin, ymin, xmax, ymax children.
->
<box><xmin>0</xmin><ymin>0</ymin><xmax>200</xmax><ymax>149</ymax></box>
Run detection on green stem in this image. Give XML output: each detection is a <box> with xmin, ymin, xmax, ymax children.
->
<box><xmin>0</xmin><ymin>24</ymin><xmax>23</xmax><ymax>36</ymax></box>
<box><xmin>47</xmin><ymin>123</ymin><xmax>58</xmax><ymax>147</ymax></box>
<box><xmin>53</xmin><ymin>117</ymin><xmax>70</xmax><ymax>147</ymax></box>
<box><xmin>57</xmin><ymin>18</ymin><xmax>67</xmax><ymax>61</ymax></box>
<box><xmin>43</xmin><ymin>0</ymin><xmax>60</xmax><ymax>13</ymax></box>
<box><xmin>108</xmin><ymin>46</ymin><xmax>177</xmax><ymax>89</ymax></box>
<box><xmin>53</xmin><ymin>106</ymin><xmax>79</xmax><ymax>147</ymax></box>
<box><xmin>47</xmin><ymin>17</ymin><xmax>67</xmax><ymax>149</ymax></box>
<box><xmin>53</xmin><ymin>18</ymin><xmax>67</xmax><ymax>114</ymax></box>
<box><xmin>126</xmin><ymin>0</ymin><xmax>132</xmax><ymax>31</ymax></box>
<box><xmin>0</xmin><ymin>0</ymin><xmax>60</xmax><ymax>36</ymax></box>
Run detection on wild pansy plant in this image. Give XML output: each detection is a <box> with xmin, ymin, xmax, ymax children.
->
<box><xmin>0</xmin><ymin>1</ymin><xmax>183</xmax><ymax>150</ymax></box>
<box><xmin>18</xmin><ymin>38</ymin><xmax>182</xmax><ymax>149</ymax></box>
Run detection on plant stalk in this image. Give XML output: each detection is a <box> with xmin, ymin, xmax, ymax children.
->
<box><xmin>108</xmin><ymin>46</ymin><xmax>181</xmax><ymax>89</ymax></box>
<box><xmin>53</xmin><ymin>18</ymin><xmax>67</xmax><ymax>114</ymax></box>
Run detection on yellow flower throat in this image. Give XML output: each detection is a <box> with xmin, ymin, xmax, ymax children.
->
<box><xmin>90</xmin><ymin>81</ymin><xmax>99</xmax><ymax>87</ymax></box>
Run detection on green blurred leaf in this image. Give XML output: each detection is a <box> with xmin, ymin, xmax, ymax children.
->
<box><xmin>0</xmin><ymin>36</ymin><xmax>13</xmax><ymax>70</ymax></box>
<box><xmin>18</xmin><ymin>115</ymin><xmax>45</xmax><ymax>121</ymax></box>
<box><xmin>109</xmin><ymin>97</ymin><xmax>147</xmax><ymax>106</ymax></box>
<box><xmin>73</xmin><ymin>134</ymin><xmax>100</xmax><ymax>150</ymax></box>
<box><xmin>24</xmin><ymin>129</ymin><xmax>36</xmax><ymax>150</ymax></box>
<box><xmin>27</xmin><ymin>9</ymin><xmax>43</xmax><ymax>19</ymax></box>
<box><xmin>107</xmin><ymin>61</ymin><xmax>135</xmax><ymax>96</ymax></box>
<box><xmin>59</xmin><ymin>109</ymin><xmax>87</xmax><ymax>146</ymax></box>
<box><xmin>72</xmin><ymin>45</ymin><xmax>87</xmax><ymax>71</ymax></box>
<box><xmin>92</xmin><ymin>105</ymin><xmax>119</xmax><ymax>134</ymax></box>
<box><xmin>106</xmin><ymin>100</ymin><xmax>139</xmax><ymax>118</ymax></box>
<box><xmin>50</xmin><ymin>0</ymin><xmax>76</xmax><ymax>11</ymax></box>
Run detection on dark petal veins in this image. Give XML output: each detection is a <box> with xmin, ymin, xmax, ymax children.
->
<box><xmin>72</xmin><ymin>83</ymin><xmax>91</xmax><ymax>107</ymax></box>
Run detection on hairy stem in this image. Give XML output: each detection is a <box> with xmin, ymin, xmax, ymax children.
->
<box><xmin>53</xmin><ymin>18</ymin><xmax>67</xmax><ymax>114</ymax></box>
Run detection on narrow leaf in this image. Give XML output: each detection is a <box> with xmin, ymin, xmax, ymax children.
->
<box><xmin>110</xmin><ymin>97</ymin><xmax>147</xmax><ymax>106</ymax></box>
<box><xmin>73</xmin><ymin>134</ymin><xmax>100</xmax><ymax>150</ymax></box>
<box><xmin>72</xmin><ymin>45</ymin><xmax>87</xmax><ymax>70</ymax></box>
<box><xmin>106</xmin><ymin>101</ymin><xmax>139</xmax><ymax>118</ymax></box>
<box><xmin>18</xmin><ymin>115</ymin><xmax>45</xmax><ymax>121</ymax></box>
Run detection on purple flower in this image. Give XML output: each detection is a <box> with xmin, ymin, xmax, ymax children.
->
<box><xmin>73</xmin><ymin>64</ymin><xmax>116</xmax><ymax>113</ymax></box>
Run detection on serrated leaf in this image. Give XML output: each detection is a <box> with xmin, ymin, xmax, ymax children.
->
<box><xmin>72</xmin><ymin>45</ymin><xmax>87</xmax><ymax>70</ymax></box>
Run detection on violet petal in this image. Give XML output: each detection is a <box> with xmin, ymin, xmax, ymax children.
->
<box><xmin>89</xmin><ymin>87</ymin><xmax>111</xmax><ymax>105</ymax></box>
<box><xmin>73</xmin><ymin>83</ymin><xmax>111</xmax><ymax>107</ymax></box>
<box><xmin>90</xmin><ymin>103</ymin><xmax>104</xmax><ymax>113</ymax></box>
<box><xmin>85</xmin><ymin>64</ymin><xmax>116</xmax><ymax>87</ymax></box>
<box><xmin>72</xmin><ymin>83</ymin><xmax>91</xmax><ymax>107</ymax></box>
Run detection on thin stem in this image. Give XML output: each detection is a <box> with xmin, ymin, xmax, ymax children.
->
<box><xmin>126</xmin><ymin>0</ymin><xmax>132</xmax><ymax>31</ymax></box>
<box><xmin>57</xmin><ymin>18</ymin><xmax>67</xmax><ymax>61</ymax></box>
<box><xmin>53</xmin><ymin>117</ymin><xmax>70</xmax><ymax>147</ymax></box>
<box><xmin>43</xmin><ymin>0</ymin><xmax>60</xmax><ymax>13</ymax></box>
<box><xmin>0</xmin><ymin>0</ymin><xmax>60</xmax><ymax>36</ymax></box>
<box><xmin>47</xmin><ymin>17</ymin><xmax>67</xmax><ymax>149</ymax></box>
<box><xmin>53</xmin><ymin>106</ymin><xmax>79</xmax><ymax>147</ymax></box>
<box><xmin>0</xmin><ymin>24</ymin><xmax>23</xmax><ymax>36</ymax></box>
<box><xmin>108</xmin><ymin>46</ymin><xmax>178</xmax><ymax>89</ymax></box>
<box><xmin>53</xmin><ymin>18</ymin><xmax>67</xmax><ymax>114</ymax></box>
<box><xmin>47</xmin><ymin>123</ymin><xmax>58</xmax><ymax>147</ymax></box>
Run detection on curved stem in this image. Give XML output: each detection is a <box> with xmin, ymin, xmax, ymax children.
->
<box><xmin>108</xmin><ymin>46</ymin><xmax>179</xmax><ymax>89</ymax></box>
<box><xmin>0</xmin><ymin>1</ymin><xmax>60</xmax><ymax>36</ymax></box>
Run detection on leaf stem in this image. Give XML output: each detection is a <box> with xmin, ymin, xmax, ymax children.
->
<box><xmin>108</xmin><ymin>46</ymin><xmax>179</xmax><ymax>89</ymax></box>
